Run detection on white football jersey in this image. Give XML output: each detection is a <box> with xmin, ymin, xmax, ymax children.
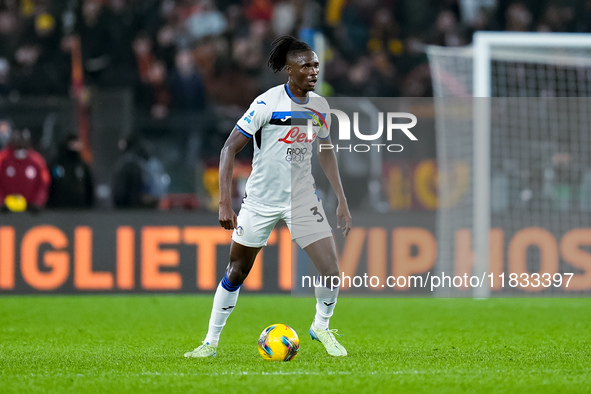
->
<box><xmin>236</xmin><ymin>84</ymin><xmax>331</xmax><ymax>207</ymax></box>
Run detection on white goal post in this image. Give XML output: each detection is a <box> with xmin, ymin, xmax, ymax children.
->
<box><xmin>428</xmin><ymin>32</ymin><xmax>591</xmax><ymax>297</ymax></box>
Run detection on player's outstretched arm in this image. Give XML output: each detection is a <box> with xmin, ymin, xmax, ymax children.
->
<box><xmin>219</xmin><ymin>127</ymin><xmax>251</xmax><ymax>230</ymax></box>
<box><xmin>317</xmin><ymin>137</ymin><xmax>352</xmax><ymax>237</ymax></box>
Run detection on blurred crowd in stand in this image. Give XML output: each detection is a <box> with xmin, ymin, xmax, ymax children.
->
<box><xmin>0</xmin><ymin>120</ymin><xmax>95</xmax><ymax>212</ymax></box>
<box><xmin>1</xmin><ymin>0</ymin><xmax>590</xmax><ymax>210</ymax></box>
<box><xmin>1</xmin><ymin>0</ymin><xmax>589</xmax><ymax>102</ymax></box>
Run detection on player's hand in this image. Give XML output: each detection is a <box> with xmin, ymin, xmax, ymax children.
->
<box><xmin>219</xmin><ymin>201</ymin><xmax>238</xmax><ymax>230</ymax></box>
<box><xmin>336</xmin><ymin>200</ymin><xmax>352</xmax><ymax>237</ymax></box>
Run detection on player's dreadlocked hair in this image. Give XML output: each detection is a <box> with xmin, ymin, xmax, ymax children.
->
<box><xmin>267</xmin><ymin>35</ymin><xmax>312</xmax><ymax>73</ymax></box>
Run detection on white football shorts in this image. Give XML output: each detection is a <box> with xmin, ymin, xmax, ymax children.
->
<box><xmin>232</xmin><ymin>193</ymin><xmax>332</xmax><ymax>249</ymax></box>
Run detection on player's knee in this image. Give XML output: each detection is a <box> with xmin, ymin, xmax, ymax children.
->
<box><xmin>226</xmin><ymin>264</ymin><xmax>249</xmax><ymax>285</ymax></box>
<box><xmin>319</xmin><ymin>265</ymin><xmax>340</xmax><ymax>279</ymax></box>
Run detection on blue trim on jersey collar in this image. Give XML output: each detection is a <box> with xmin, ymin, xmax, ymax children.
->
<box><xmin>284</xmin><ymin>84</ymin><xmax>309</xmax><ymax>104</ymax></box>
<box><xmin>236</xmin><ymin>125</ymin><xmax>252</xmax><ymax>138</ymax></box>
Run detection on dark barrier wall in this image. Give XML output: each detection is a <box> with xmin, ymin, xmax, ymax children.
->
<box><xmin>0</xmin><ymin>211</ymin><xmax>590</xmax><ymax>294</ymax></box>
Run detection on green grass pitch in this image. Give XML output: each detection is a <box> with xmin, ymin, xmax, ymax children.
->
<box><xmin>1</xmin><ymin>295</ymin><xmax>590</xmax><ymax>393</ymax></box>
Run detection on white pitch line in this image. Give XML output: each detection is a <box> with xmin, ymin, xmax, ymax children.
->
<box><xmin>13</xmin><ymin>369</ymin><xmax>590</xmax><ymax>378</ymax></box>
<box><xmin>138</xmin><ymin>371</ymin><xmax>432</xmax><ymax>377</ymax></box>
<box><xmin>12</xmin><ymin>371</ymin><xmax>427</xmax><ymax>378</ymax></box>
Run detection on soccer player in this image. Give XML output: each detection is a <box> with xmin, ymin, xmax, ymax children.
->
<box><xmin>185</xmin><ymin>36</ymin><xmax>351</xmax><ymax>358</ymax></box>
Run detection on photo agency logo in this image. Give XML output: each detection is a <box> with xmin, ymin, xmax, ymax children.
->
<box><xmin>306</xmin><ymin>109</ymin><xmax>418</xmax><ymax>153</ymax></box>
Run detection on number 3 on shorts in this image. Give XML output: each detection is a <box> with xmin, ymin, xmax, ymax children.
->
<box><xmin>310</xmin><ymin>206</ymin><xmax>324</xmax><ymax>222</ymax></box>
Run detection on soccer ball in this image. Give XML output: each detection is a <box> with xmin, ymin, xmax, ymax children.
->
<box><xmin>257</xmin><ymin>324</ymin><xmax>299</xmax><ymax>361</ymax></box>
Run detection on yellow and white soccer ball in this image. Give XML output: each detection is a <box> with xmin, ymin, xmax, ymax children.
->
<box><xmin>257</xmin><ymin>324</ymin><xmax>299</xmax><ymax>361</ymax></box>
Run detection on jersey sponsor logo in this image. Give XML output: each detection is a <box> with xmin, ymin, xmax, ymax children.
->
<box><xmin>278</xmin><ymin>127</ymin><xmax>317</xmax><ymax>144</ymax></box>
<box><xmin>285</xmin><ymin>147</ymin><xmax>307</xmax><ymax>162</ymax></box>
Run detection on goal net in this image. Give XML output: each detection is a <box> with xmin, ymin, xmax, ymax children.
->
<box><xmin>427</xmin><ymin>32</ymin><xmax>591</xmax><ymax>296</ymax></box>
